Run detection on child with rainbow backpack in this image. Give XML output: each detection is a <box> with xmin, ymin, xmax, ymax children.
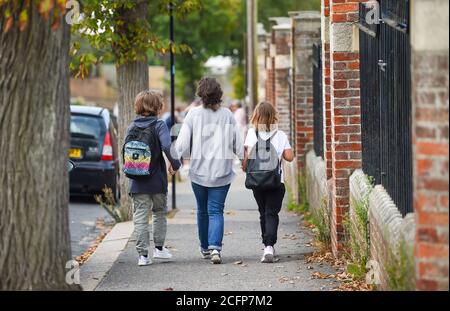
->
<box><xmin>123</xmin><ymin>90</ymin><xmax>181</xmax><ymax>266</ymax></box>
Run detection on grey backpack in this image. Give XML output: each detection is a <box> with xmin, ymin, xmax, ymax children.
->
<box><xmin>245</xmin><ymin>131</ymin><xmax>282</xmax><ymax>190</ymax></box>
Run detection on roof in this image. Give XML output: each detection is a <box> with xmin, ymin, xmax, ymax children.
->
<box><xmin>70</xmin><ymin>105</ymin><xmax>110</xmax><ymax>128</ymax></box>
<box><xmin>70</xmin><ymin>105</ymin><xmax>105</xmax><ymax>116</ymax></box>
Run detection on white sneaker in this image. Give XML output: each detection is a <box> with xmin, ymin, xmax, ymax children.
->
<box><xmin>211</xmin><ymin>250</ymin><xmax>222</xmax><ymax>264</ymax></box>
<box><xmin>200</xmin><ymin>248</ymin><xmax>211</xmax><ymax>259</ymax></box>
<box><xmin>261</xmin><ymin>246</ymin><xmax>274</xmax><ymax>263</ymax></box>
<box><xmin>153</xmin><ymin>247</ymin><xmax>173</xmax><ymax>260</ymax></box>
<box><xmin>138</xmin><ymin>255</ymin><xmax>152</xmax><ymax>266</ymax></box>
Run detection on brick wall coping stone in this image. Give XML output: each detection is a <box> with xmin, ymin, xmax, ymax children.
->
<box><xmin>369</xmin><ymin>185</ymin><xmax>416</xmax><ymax>250</ymax></box>
<box><xmin>306</xmin><ymin>150</ymin><xmax>328</xmax><ymax>190</ymax></box>
<box><xmin>291</xmin><ymin>11</ymin><xmax>321</xmax><ymax>20</ymax></box>
<box><xmin>349</xmin><ymin>170</ymin><xmax>372</xmax><ymax>205</ymax></box>
<box><xmin>269</xmin><ymin>17</ymin><xmax>291</xmax><ymax>26</ymax></box>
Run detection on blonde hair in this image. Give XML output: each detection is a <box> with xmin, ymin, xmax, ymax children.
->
<box><xmin>250</xmin><ymin>102</ymin><xmax>279</xmax><ymax>131</ymax></box>
<box><xmin>134</xmin><ymin>90</ymin><xmax>163</xmax><ymax>116</ymax></box>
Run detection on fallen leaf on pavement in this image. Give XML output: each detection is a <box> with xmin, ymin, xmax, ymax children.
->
<box><xmin>278</xmin><ymin>277</ymin><xmax>290</xmax><ymax>283</ymax></box>
<box><xmin>282</xmin><ymin>234</ymin><xmax>299</xmax><ymax>240</ymax></box>
<box><xmin>311</xmin><ymin>272</ymin><xmax>335</xmax><ymax>279</ymax></box>
<box><xmin>75</xmin><ymin>228</ymin><xmax>112</xmax><ymax>266</ymax></box>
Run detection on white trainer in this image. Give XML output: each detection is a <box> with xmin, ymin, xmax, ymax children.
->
<box><xmin>261</xmin><ymin>246</ymin><xmax>274</xmax><ymax>263</ymax></box>
<box><xmin>153</xmin><ymin>247</ymin><xmax>173</xmax><ymax>260</ymax></box>
<box><xmin>211</xmin><ymin>250</ymin><xmax>222</xmax><ymax>264</ymax></box>
<box><xmin>138</xmin><ymin>255</ymin><xmax>152</xmax><ymax>266</ymax></box>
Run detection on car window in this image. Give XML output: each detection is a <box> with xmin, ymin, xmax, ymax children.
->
<box><xmin>71</xmin><ymin>114</ymin><xmax>105</xmax><ymax>139</ymax></box>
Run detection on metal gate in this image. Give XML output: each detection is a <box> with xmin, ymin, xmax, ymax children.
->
<box><xmin>313</xmin><ymin>43</ymin><xmax>324</xmax><ymax>159</ymax></box>
<box><xmin>359</xmin><ymin>0</ymin><xmax>413</xmax><ymax>216</ymax></box>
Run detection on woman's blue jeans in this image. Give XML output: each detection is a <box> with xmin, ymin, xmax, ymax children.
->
<box><xmin>191</xmin><ymin>183</ymin><xmax>231</xmax><ymax>251</ymax></box>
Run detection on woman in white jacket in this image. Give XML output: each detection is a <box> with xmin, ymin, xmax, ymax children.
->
<box><xmin>175</xmin><ymin>77</ymin><xmax>244</xmax><ymax>264</ymax></box>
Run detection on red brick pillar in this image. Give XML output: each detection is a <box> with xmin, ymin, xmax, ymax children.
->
<box><xmin>322</xmin><ymin>0</ymin><xmax>333</xmax><ymax>179</ymax></box>
<box><xmin>329</xmin><ymin>0</ymin><xmax>364</xmax><ymax>255</ymax></box>
<box><xmin>265</xmin><ymin>33</ymin><xmax>275</xmax><ymax>105</ymax></box>
<box><xmin>291</xmin><ymin>12</ymin><xmax>321</xmax><ymax>169</ymax></box>
<box><xmin>411</xmin><ymin>0</ymin><xmax>449</xmax><ymax>291</ymax></box>
<box><xmin>272</xmin><ymin>22</ymin><xmax>292</xmax><ymax>140</ymax></box>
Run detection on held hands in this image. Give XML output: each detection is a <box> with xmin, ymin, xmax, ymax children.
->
<box><xmin>168</xmin><ymin>165</ymin><xmax>177</xmax><ymax>176</ymax></box>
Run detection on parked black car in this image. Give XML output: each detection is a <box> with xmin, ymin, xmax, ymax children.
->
<box><xmin>69</xmin><ymin>105</ymin><xmax>120</xmax><ymax>199</ymax></box>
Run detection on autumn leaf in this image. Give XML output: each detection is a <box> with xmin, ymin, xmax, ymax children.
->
<box><xmin>19</xmin><ymin>10</ymin><xmax>28</xmax><ymax>32</ymax></box>
<box><xmin>56</xmin><ymin>0</ymin><xmax>67</xmax><ymax>13</ymax></box>
<box><xmin>38</xmin><ymin>0</ymin><xmax>55</xmax><ymax>19</ymax></box>
<box><xmin>4</xmin><ymin>16</ymin><xmax>13</xmax><ymax>33</ymax></box>
<box><xmin>51</xmin><ymin>8</ymin><xmax>61</xmax><ymax>30</ymax></box>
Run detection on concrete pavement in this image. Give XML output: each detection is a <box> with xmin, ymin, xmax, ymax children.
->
<box><xmin>84</xmin><ymin>172</ymin><xmax>340</xmax><ymax>291</ymax></box>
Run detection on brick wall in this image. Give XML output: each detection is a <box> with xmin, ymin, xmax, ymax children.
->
<box><xmin>411</xmin><ymin>0</ymin><xmax>449</xmax><ymax>291</ymax></box>
<box><xmin>265</xmin><ymin>32</ymin><xmax>275</xmax><ymax>106</ymax></box>
<box><xmin>322</xmin><ymin>0</ymin><xmax>333</xmax><ymax>180</ymax></box>
<box><xmin>291</xmin><ymin>12</ymin><xmax>321</xmax><ymax>169</ymax></box>
<box><xmin>273</xmin><ymin>25</ymin><xmax>292</xmax><ymax>139</ymax></box>
<box><xmin>329</xmin><ymin>0</ymin><xmax>365</xmax><ymax>255</ymax></box>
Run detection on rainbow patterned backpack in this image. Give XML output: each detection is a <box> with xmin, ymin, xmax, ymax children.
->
<box><xmin>122</xmin><ymin>125</ymin><xmax>157</xmax><ymax>179</ymax></box>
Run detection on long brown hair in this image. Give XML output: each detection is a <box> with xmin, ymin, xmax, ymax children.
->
<box><xmin>250</xmin><ymin>102</ymin><xmax>279</xmax><ymax>131</ymax></box>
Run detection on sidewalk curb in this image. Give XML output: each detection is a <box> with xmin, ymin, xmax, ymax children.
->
<box><xmin>80</xmin><ymin>221</ymin><xmax>134</xmax><ymax>291</ymax></box>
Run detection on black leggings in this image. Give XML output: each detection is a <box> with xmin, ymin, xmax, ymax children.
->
<box><xmin>252</xmin><ymin>184</ymin><xmax>286</xmax><ymax>247</ymax></box>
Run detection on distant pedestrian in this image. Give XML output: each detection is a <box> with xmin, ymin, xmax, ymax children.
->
<box><xmin>242</xmin><ymin>102</ymin><xmax>295</xmax><ymax>263</ymax></box>
<box><xmin>123</xmin><ymin>90</ymin><xmax>181</xmax><ymax>266</ymax></box>
<box><xmin>230</xmin><ymin>100</ymin><xmax>248</xmax><ymax>142</ymax></box>
<box><xmin>175</xmin><ymin>77</ymin><xmax>244</xmax><ymax>264</ymax></box>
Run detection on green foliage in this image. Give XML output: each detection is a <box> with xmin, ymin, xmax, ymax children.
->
<box><xmin>147</xmin><ymin>0</ymin><xmax>322</xmax><ymax>100</ymax></box>
<box><xmin>308</xmin><ymin>196</ymin><xmax>331</xmax><ymax>247</ymax></box>
<box><xmin>286</xmin><ymin>171</ymin><xmax>309</xmax><ymax>214</ymax></box>
<box><xmin>258</xmin><ymin>0</ymin><xmax>321</xmax><ymax>30</ymax></box>
<box><xmin>149</xmin><ymin>0</ymin><xmax>243</xmax><ymax>101</ymax></box>
<box><xmin>385</xmin><ymin>237</ymin><xmax>415</xmax><ymax>291</ymax></box>
<box><xmin>230</xmin><ymin>65</ymin><xmax>246</xmax><ymax>100</ymax></box>
<box><xmin>287</xmin><ymin>171</ymin><xmax>330</xmax><ymax>248</ymax></box>
<box><xmin>343</xmin><ymin>176</ymin><xmax>373</xmax><ymax>280</ymax></box>
<box><xmin>71</xmin><ymin>0</ymin><xmax>199</xmax><ymax>78</ymax></box>
<box><xmin>67</xmin><ymin>0</ymin><xmax>322</xmax><ymax>98</ymax></box>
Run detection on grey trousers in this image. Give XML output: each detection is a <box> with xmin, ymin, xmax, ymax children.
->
<box><xmin>132</xmin><ymin>193</ymin><xmax>168</xmax><ymax>256</ymax></box>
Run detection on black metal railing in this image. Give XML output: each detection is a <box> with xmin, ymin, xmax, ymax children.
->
<box><xmin>312</xmin><ymin>43</ymin><xmax>324</xmax><ymax>159</ymax></box>
<box><xmin>359</xmin><ymin>0</ymin><xmax>413</xmax><ymax>216</ymax></box>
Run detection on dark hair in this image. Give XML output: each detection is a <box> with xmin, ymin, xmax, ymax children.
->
<box><xmin>196</xmin><ymin>77</ymin><xmax>223</xmax><ymax>111</ymax></box>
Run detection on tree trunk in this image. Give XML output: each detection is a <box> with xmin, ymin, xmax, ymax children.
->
<box><xmin>115</xmin><ymin>1</ymin><xmax>149</xmax><ymax>221</ymax></box>
<box><xmin>0</xmin><ymin>8</ymin><xmax>75</xmax><ymax>290</ymax></box>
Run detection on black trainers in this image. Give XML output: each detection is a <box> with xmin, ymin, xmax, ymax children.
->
<box><xmin>200</xmin><ymin>249</ymin><xmax>211</xmax><ymax>259</ymax></box>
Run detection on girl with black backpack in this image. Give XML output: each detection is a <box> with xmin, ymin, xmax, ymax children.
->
<box><xmin>243</xmin><ymin>102</ymin><xmax>295</xmax><ymax>263</ymax></box>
